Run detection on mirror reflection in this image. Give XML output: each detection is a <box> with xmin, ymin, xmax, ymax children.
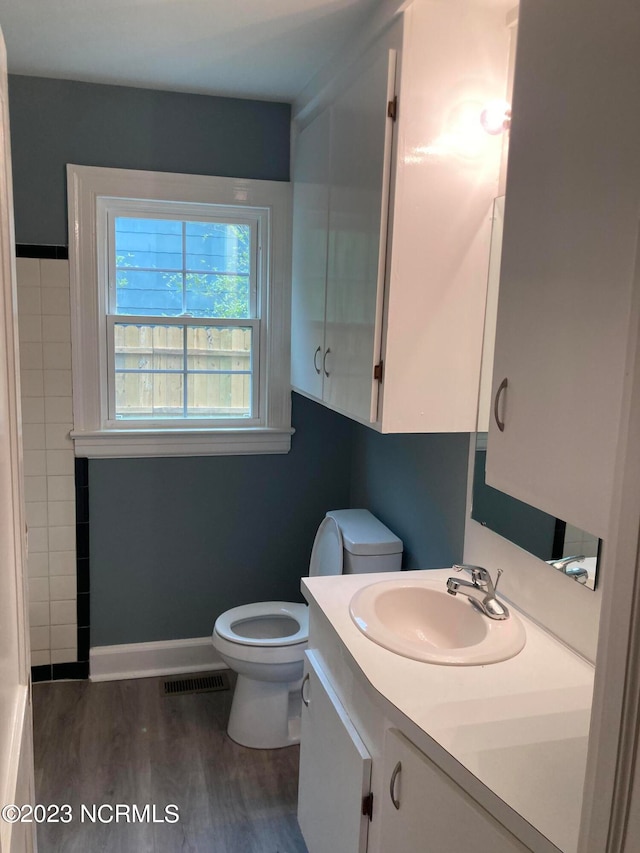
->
<box><xmin>471</xmin><ymin>434</ymin><xmax>600</xmax><ymax>589</ymax></box>
<box><xmin>473</xmin><ymin>197</ymin><xmax>600</xmax><ymax>589</ymax></box>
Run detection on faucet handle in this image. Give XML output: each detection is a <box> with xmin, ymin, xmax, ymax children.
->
<box><xmin>452</xmin><ymin>564</ymin><xmax>502</xmax><ymax>591</ymax></box>
<box><xmin>453</xmin><ymin>563</ymin><xmax>490</xmax><ymax>584</ymax></box>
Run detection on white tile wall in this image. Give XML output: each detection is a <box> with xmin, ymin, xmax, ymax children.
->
<box><xmin>17</xmin><ymin>258</ymin><xmax>77</xmax><ymax>670</ymax></box>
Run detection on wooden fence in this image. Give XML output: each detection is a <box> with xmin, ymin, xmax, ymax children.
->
<box><xmin>113</xmin><ymin>324</ymin><xmax>252</xmax><ymax>418</ymax></box>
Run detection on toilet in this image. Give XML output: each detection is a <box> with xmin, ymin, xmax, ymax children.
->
<box><xmin>212</xmin><ymin>509</ymin><xmax>403</xmax><ymax>749</ymax></box>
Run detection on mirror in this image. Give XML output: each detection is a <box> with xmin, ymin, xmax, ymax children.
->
<box><xmin>472</xmin><ymin>434</ymin><xmax>600</xmax><ymax>589</ymax></box>
<box><xmin>472</xmin><ymin>197</ymin><xmax>601</xmax><ymax>589</ymax></box>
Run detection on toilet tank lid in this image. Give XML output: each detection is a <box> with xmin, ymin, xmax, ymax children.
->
<box><xmin>326</xmin><ymin>509</ymin><xmax>403</xmax><ymax>556</ymax></box>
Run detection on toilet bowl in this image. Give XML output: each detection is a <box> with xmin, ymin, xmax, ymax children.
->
<box><xmin>213</xmin><ymin>602</ymin><xmax>309</xmax><ymax>749</ymax></box>
<box><xmin>212</xmin><ymin>510</ymin><xmax>403</xmax><ymax>749</ymax></box>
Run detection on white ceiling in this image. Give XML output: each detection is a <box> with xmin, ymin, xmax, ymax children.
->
<box><xmin>0</xmin><ymin>0</ymin><xmax>384</xmax><ymax>102</ymax></box>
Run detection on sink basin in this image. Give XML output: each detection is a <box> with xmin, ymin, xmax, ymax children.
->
<box><xmin>349</xmin><ymin>578</ymin><xmax>526</xmax><ymax>665</ymax></box>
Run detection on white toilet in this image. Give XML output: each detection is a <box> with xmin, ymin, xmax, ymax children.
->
<box><xmin>212</xmin><ymin>509</ymin><xmax>403</xmax><ymax>749</ymax></box>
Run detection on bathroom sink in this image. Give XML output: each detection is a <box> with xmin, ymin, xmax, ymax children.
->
<box><xmin>349</xmin><ymin>577</ymin><xmax>526</xmax><ymax>665</ymax></box>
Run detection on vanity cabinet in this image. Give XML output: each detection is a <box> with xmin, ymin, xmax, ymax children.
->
<box><xmin>297</xmin><ymin>650</ymin><xmax>372</xmax><ymax>853</ymax></box>
<box><xmin>379</xmin><ymin>729</ymin><xmax>527</xmax><ymax>853</ymax></box>
<box><xmin>297</xmin><ymin>602</ymin><xmax>531</xmax><ymax>853</ymax></box>
<box><xmin>485</xmin><ymin>0</ymin><xmax>640</xmax><ymax>537</ymax></box>
<box><xmin>291</xmin><ymin>0</ymin><xmax>510</xmax><ymax>432</ymax></box>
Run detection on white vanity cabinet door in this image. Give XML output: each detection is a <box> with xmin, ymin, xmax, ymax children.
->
<box><xmin>485</xmin><ymin>0</ymin><xmax>640</xmax><ymax>537</ymax></box>
<box><xmin>379</xmin><ymin>729</ymin><xmax>526</xmax><ymax>853</ymax></box>
<box><xmin>323</xmin><ymin>46</ymin><xmax>396</xmax><ymax>424</ymax></box>
<box><xmin>291</xmin><ymin>109</ymin><xmax>331</xmax><ymax>401</ymax></box>
<box><xmin>297</xmin><ymin>651</ymin><xmax>372</xmax><ymax>853</ymax></box>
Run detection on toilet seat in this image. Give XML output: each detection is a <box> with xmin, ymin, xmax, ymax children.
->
<box><xmin>214</xmin><ymin>601</ymin><xmax>309</xmax><ymax>647</ymax></box>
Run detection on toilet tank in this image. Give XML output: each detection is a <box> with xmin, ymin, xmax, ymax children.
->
<box><xmin>327</xmin><ymin>509</ymin><xmax>403</xmax><ymax>574</ymax></box>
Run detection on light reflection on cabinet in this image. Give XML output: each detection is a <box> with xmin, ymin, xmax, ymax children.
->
<box><xmin>291</xmin><ymin>2</ymin><xmax>510</xmax><ymax>433</ymax></box>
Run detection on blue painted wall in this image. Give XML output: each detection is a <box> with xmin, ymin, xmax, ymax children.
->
<box><xmin>8</xmin><ymin>75</ymin><xmax>290</xmax><ymax>245</ymax></box>
<box><xmin>9</xmin><ymin>75</ymin><xmax>470</xmax><ymax>646</ymax></box>
<box><xmin>350</xmin><ymin>426</ymin><xmax>468</xmax><ymax>570</ymax></box>
<box><xmin>89</xmin><ymin>394</ymin><xmax>354</xmax><ymax>644</ymax></box>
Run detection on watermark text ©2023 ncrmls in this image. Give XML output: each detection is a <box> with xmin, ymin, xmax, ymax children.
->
<box><xmin>1</xmin><ymin>803</ymin><xmax>180</xmax><ymax>824</ymax></box>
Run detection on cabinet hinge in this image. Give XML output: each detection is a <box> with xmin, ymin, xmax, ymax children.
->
<box><xmin>374</xmin><ymin>361</ymin><xmax>384</xmax><ymax>382</ymax></box>
<box><xmin>362</xmin><ymin>792</ymin><xmax>374</xmax><ymax>821</ymax></box>
<box><xmin>387</xmin><ymin>96</ymin><xmax>398</xmax><ymax>122</ymax></box>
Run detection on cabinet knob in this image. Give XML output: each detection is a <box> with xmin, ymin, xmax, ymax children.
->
<box><xmin>301</xmin><ymin>672</ymin><xmax>310</xmax><ymax>707</ymax></box>
<box><xmin>313</xmin><ymin>346</ymin><xmax>322</xmax><ymax>375</ymax></box>
<box><xmin>494</xmin><ymin>377</ymin><xmax>508</xmax><ymax>432</ymax></box>
<box><xmin>389</xmin><ymin>760</ymin><xmax>402</xmax><ymax>810</ymax></box>
<box><xmin>323</xmin><ymin>348</ymin><xmax>331</xmax><ymax>378</ymax></box>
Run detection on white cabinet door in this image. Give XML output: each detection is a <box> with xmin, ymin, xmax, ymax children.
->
<box><xmin>485</xmin><ymin>0</ymin><xmax>640</xmax><ymax>537</ymax></box>
<box><xmin>297</xmin><ymin>651</ymin><xmax>372</xmax><ymax>853</ymax></box>
<box><xmin>379</xmin><ymin>729</ymin><xmax>526</xmax><ymax>853</ymax></box>
<box><xmin>324</xmin><ymin>46</ymin><xmax>396</xmax><ymax>424</ymax></box>
<box><xmin>291</xmin><ymin>110</ymin><xmax>331</xmax><ymax>400</ymax></box>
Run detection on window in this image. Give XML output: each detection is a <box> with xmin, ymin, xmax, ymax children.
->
<box><xmin>68</xmin><ymin>166</ymin><xmax>292</xmax><ymax>457</ymax></box>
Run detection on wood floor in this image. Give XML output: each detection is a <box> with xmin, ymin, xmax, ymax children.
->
<box><xmin>33</xmin><ymin>674</ymin><xmax>308</xmax><ymax>853</ymax></box>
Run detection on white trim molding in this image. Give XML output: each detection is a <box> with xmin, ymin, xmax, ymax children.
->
<box><xmin>72</xmin><ymin>427</ymin><xmax>294</xmax><ymax>458</ymax></box>
<box><xmin>67</xmin><ymin>164</ymin><xmax>292</xmax><ymax>458</ymax></box>
<box><xmin>89</xmin><ymin>636</ymin><xmax>226</xmax><ymax>682</ymax></box>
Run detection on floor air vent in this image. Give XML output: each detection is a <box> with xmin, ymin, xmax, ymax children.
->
<box><xmin>162</xmin><ymin>672</ymin><xmax>230</xmax><ymax>696</ymax></box>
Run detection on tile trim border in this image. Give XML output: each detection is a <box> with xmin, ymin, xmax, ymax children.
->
<box><xmin>16</xmin><ymin>244</ymin><xmax>68</xmax><ymax>260</ymax></box>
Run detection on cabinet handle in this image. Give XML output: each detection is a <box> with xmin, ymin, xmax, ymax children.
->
<box><xmin>389</xmin><ymin>761</ymin><xmax>402</xmax><ymax>810</ymax></box>
<box><xmin>313</xmin><ymin>346</ymin><xmax>322</xmax><ymax>375</ymax></box>
<box><xmin>301</xmin><ymin>673</ymin><xmax>310</xmax><ymax>707</ymax></box>
<box><xmin>323</xmin><ymin>348</ymin><xmax>331</xmax><ymax>378</ymax></box>
<box><xmin>494</xmin><ymin>377</ymin><xmax>508</xmax><ymax>432</ymax></box>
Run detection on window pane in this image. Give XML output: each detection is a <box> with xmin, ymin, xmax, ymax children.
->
<box><xmin>115</xmin><ymin>372</ymin><xmax>185</xmax><ymax>419</ymax></box>
<box><xmin>186</xmin><ymin>325</ymin><xmax>252</xmax><ymax>370</ymax></box>
<box><xmin>185</xmin><ymin>222</ymin><xmax>250</xmax><ymax>274</ymax></box>
<box><xmin>114</xmin><ymin>323</ymin><xmax>184</xmax><ymax>372</ymax></box>
<box><xmin>116</xmin><ymin>270</ymin><xmax>183</xmax><ymax>316</ymax></box>
<box><xmin>115</xmin><ymin>218</ymin><xmax>183</xmax><ymax>269</ymax></box>
<box><xmin>187</xmin><ymin>373</ymin><xmax>251</xmax><ymax>417</ymax></box>
<box><xmin>185</xmin><ymin>273</ymin><xmax>250</xmax><ymax>318</ymax></box>
<box><xmin>113</xmin><ymin>322</ymin><xmax>253</xmax><ymax>420</ymax></box>
<box><xmin>186</xmin><ymin>325</ymin><xmax>252</xmax><ymax>418</ymax></box>
<box><xmin>115</xmin><ymin>218</ymin><xmax>253</xmax><ymax>318</ymax></box>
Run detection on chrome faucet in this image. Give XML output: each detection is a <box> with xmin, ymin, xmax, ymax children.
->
<box><xmin>548</xmin><ymin>555</ymin><xmax>588</xmax><ymax>584</ymax></box>
<box><xmin>446</xmin><ymin>564</ymin><xmax>510</xmax><ymax>620</ymax></box>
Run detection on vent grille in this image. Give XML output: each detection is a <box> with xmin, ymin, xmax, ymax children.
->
<box><xmin>163</xmin><ymin>671</ymin><xmax>230</xmax><ymax>696</ymax></box>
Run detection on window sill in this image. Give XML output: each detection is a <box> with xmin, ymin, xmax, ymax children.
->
<box><xmin>70</xmin><ymin>427</ymin><xmax>294</xmax><ymax>459</ymax></box>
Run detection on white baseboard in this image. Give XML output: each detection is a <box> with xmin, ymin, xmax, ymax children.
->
<box><xmin>90</xmin><ymin>636</ymin><xmax>225</xmax><ymax>682</ymax></box>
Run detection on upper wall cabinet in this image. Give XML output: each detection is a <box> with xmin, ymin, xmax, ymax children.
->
<box><xmin>291</xmin><ymin>110</ymin><xmax>331</xmax><ymax>402</ymax></box>
<box><xmin>292</xmin><ymin>48</ymin><xmax>394</xmax><ymax>423</ymax></box>
<box><xmin>291</xmin><ymin>0</ymin><xmax>511</xmax><ymax>432</ymax></box>
<box><xmin>485</xmin><ymin>0</ymin><xmax>640</xmax><ymax>537</ymax></box>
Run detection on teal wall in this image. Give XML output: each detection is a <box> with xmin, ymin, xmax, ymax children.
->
<box><xmin>8</xmin><ymin>75</ymin><xmax>290</xmax><ymax>245</ymax></box>
<box><xmin>9</xmin><ymin>75</ymin><xmax>470</xmax><ymax>646</ymax></box>
<box><xmin>350</xmin><ymin>427</ymin><xmax>468</xmax><ymax>570</ymax></box>
<box><xmin>89</xmin><ymin>394</ymin><xmax>354</xmax><ymax>644</ymax></box>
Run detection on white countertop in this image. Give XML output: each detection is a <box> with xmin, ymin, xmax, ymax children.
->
<box><xmin>302</xmin><ymin>569</ymin><xmax>595</xmax><ymax>853</ymax></box>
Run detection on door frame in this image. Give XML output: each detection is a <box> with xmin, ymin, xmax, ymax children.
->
<box><xmin>579</xmin><ymin>232</ymin><xmax>640</xmax><ymax>851</ymax></box>
<box><xmin>0</xmin><ymin>23</ymin><xmax>36</xmax><ymax>853</ymax></box>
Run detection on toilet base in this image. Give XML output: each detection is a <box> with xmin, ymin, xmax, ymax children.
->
<box><xmin>227</xmin><ymin>674</ymin><xmax>302</xmax><ymax>749</ymax></box>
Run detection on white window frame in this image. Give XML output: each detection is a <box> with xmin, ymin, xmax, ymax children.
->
<box><xmin>68</xmin><ymin>164</ymin><xmax>292</xmax><ymax>458</ymax></box>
